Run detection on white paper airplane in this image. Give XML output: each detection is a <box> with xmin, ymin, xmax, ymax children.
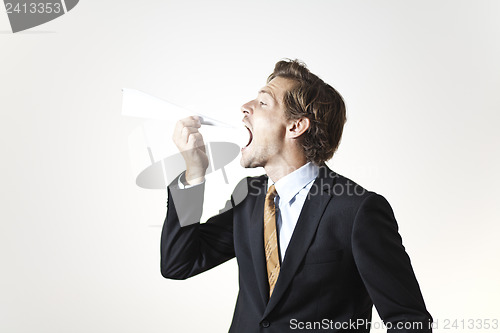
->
<box><xmin>121</xmin><ymin>88</ymin><xmax>249</xmax><ymax>189</ymax></box>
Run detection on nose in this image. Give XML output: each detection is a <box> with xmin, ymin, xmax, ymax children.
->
<box><xmin>241</xmin><ymin>101</ymin><xmax>252</xmax><ymax>115</ymax></box>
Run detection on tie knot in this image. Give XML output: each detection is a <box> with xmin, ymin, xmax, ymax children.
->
<box><xmin>266</xmin><ymin>184</ymin><xmax>277</xmax><ymax>202</ymax></box>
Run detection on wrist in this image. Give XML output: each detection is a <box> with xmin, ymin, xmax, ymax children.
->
<box><xmin>185</xmin><ymin>168</ymin><xmax>206</xmax><ymax>185</ymax></box>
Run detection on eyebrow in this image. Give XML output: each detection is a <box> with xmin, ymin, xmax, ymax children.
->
<box><xmin>258</xmin><ymin>89</ymin><xmax>276</xmax><ymax>102</ymax></box>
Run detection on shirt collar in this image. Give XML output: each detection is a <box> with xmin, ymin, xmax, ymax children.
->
<box><xmin>270</xmin><ymin>162</ymin><xmax>319</xmax><ymax>205</ymax></box>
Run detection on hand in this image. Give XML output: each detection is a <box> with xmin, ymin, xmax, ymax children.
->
<box><xmin>172</xmin><ymin>116</ymin><xmax>209</xmax><ymax>185</ymax></box>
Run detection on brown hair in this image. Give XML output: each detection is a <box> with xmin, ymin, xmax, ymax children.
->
<box><xmin>267</xmin><ymin>59</ymin><xmax>346</xmax><ymax>165</ymax></box>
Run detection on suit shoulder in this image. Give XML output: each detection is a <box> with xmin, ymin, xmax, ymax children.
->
<box><xmin>329</xmin><ymin>172</ymin><xmax>372</xmax><ymax>201</ymax></box>
<box><xmin>329</xmin><ymin>171</ymin><xmax>393</xmax><ymax>215</ymax></box>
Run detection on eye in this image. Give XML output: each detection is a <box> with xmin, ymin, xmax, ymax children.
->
<box><xmin>259</xmin><ymin>101</ymin><xmax>267</xmax><ymax>106</ymax></box>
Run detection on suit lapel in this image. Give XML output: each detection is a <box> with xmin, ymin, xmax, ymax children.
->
<box><xmin>248</xmin><ymin>176</ymin><xmax>270</xmax><ymax>306</ymax></box>
<box><xmin>262</xmin><ymin>166</ymin><xmax>336</xmax><ymax>319</ymax></box>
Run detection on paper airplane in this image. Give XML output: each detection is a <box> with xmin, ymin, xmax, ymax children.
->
<box><xmin>122</xmin><ymin>88</ymin><xmax>248</xmax><ymax>190</ymax></box>
<box><xmin>122</xmin><ymin>88</ymin><xmax>236</xmax><ymax>128</ymax></box>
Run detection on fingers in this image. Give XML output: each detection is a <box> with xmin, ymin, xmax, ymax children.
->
<box><xmin>172</xmin><ymin>116</ymin><xmax>209</xmax><ymax>177</ymax></box>
<box><xmin>174</xmin><ymin>116</ymin><xmax>201</xmax><ymax>134</ymax></box>
<box><xmin>180</xmin><ymin>126</ymin><xmax>199</xmax><ymax>143</ymax></box>
<box><xmin>173</xmin><ymin>116</ymin><xmax>205</xmax><ymax>150</ymax></box>
<box><xmin>188</xmin><ymin>133</ymin><xmax>206</xmax><ymax>152</ymax></box>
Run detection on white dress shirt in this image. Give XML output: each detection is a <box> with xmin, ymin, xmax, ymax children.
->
<box><xmin>270</xmin><ymin>162</ymin><xmax>319</xmax><ymax>261</ymax></box>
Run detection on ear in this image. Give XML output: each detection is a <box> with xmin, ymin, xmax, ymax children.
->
<box><xmin>286</xmin><ymin>117</ymin><xmax>310</xmax><ymax>139</ymax></box>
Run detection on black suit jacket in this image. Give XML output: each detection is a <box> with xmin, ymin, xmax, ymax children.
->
<box><xmin>161</xmin><ymin>165</ymin><xmax>432</xmax><ymax>332</ymax></box>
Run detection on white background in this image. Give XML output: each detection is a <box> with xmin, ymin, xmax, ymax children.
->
<box><xmin>1</xmin><ymin>1</ymin><xmax>499</xmax><ymax>332</ymax></box>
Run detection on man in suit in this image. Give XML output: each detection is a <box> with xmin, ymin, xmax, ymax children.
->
<box><xmin>161</xmin><ymin>59</ymin><xmax>433</xmax><ymax>332</ymax></box>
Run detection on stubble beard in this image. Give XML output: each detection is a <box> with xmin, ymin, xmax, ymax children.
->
<box><xmin>240</xmin><ymin>144</ymin><xmax>268</xmax><ymax>169</ymax></box>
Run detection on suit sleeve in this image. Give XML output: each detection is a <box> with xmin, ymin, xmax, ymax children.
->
<box><xmin>160</xmin><ymin>175</ymin><xmax>236</xmax><ymax>280</ymax></box>
<box><xmin>352</xmin><ymin>193</ymin><xmax>433</xmax><ymax>333</ymax></box>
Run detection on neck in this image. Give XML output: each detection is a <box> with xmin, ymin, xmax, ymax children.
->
<box><xmin>264</xmin><ymin>153</ymin><xmax>308</xmax><ymax>183</ymax></box>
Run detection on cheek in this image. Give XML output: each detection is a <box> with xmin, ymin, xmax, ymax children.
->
<box><xmin>267</xmin><ymin>117</ymin><xmax>287</xmax><ymax>134</ymax></box>
<box><xmin>253</xmin><ymin>112</ymin><xmax>287</xmax><ymax>142</ymax></box>
<box><xmin>256</xmin><ymin>122</ymin><xmax>278</xmax><ymax>134</ymax></box>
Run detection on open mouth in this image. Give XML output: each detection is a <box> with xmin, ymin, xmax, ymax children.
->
<box><xmin>244</xmin><ymin>126</ymin><xmax>253</xmax><ymax>148</ymax></box>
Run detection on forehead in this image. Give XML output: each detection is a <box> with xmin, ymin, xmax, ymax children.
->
<box><xmin>261</xmin><ymin>76</ymin><xmax>296</xmax><ymax>102</ymax></box>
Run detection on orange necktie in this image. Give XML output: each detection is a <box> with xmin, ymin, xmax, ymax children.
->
<box><xmin>264</xmin><ymin>184</ymin><xmax>280</xmax><ymax>297</ymax></box>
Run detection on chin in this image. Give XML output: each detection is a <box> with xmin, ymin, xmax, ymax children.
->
<box><xmin>239</xmin><ymin>157</ymin><xmax>248</xmax><ymax>168</ymax></box>
<box><xmin>240</xmin><ymin>155</ymin><xmax>253</xmax><ymax>169</ymax></box>
<box><xmin>240</xmin><ymin>145</ymin><xmax>251</xmax><ymax>168</ymax></box>
<box><xmin>240</xmin><ymin>151</ymin><xmax>262</xmax><ymax>169</ymax></box>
